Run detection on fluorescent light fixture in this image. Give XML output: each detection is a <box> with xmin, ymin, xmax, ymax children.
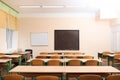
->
<box><xmin>66</xmin><ymin>6</ymin><xmax>82</xmax><ymax>8</ymax></box>
<box><xmin>42</xmin><ymin>5</ymin><xmax>65</xmax><ymax>8</ymax></box>
<box><xmin>19</xmin><ymin>5</ymin><xmax>40</xmax><ymax>8</ymax></box>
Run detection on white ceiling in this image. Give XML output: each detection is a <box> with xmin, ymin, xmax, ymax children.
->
<box><xmin>2</xmin><ymin>0</ymin><xmax>120</xmax><ymax>18</ymax></box>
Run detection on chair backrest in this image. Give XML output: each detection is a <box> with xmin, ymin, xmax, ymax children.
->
<box><xmin>3</xmin><ymin>74</ymin><xmax>24</xmax><ymax>80</ymax></box>
<box><xmin>83</xmin><ymin>56</ymin><xmax>93</xmax><ymax>59</ymax></box>
<box><xmin>36</xmin><ymin>76</ymin><xmax>59</xmax><ymax>80</ymax></box>
<box><xmin>64</xmin><ymin>52</ymin><xmax>73</xmax><ymax>55</ymax></box>
<box><xmin>0</xmin><ymin>53</ymin><xmax>4</xmax><ymax>55</ymax></box>
<box><xmin>31</xmin><ymin>59</ymin><xmax>44</xmax><ymax>66</ymax></box>
<box><xmin>85</xmin><ymin>60</ymin><xmax>99</xmax><ymax>66</ymax></box>
<box><xmin>79</xmin><ymin>74</ymin><xmax>101</xmax><ymax>80</ymax></box>
<box><xmin>107</xmin><ymin>75</ymin><xmax>120</xmax><ymax>80</ymax></box>
<box><xmin>68</xmin><ymin>60</ymin><xmax>82</xmax><ymax>66</ymax></box>
<box><xmin>50</xmin><ymin>56</ymin><xmax>61</xmax><ymax>59</ymax></box>
<box><xmin>49</xmin><ymin>52</ymin><xmax>59</xmax><ymax>55</ymax></box>
<box><xmin>114</xmin><ymin>52</ymin><xmax>120</xmax><ymax>54</ymax></box>
<box><xmin>66</xmin><ymin>56</ymin><xmax>77</xmax><ymax>59</ymax></box>
<box><xmin>40</xmin><ymin>52</ymin><xmax>48</xmax><ymax>55</ymax></box>
<box><xmin>114</xmin><ymin>54</ymin><xmax>120</xmax><ymax>59</ymax></box>
<box><xmin>25</xmin><ymin>49</ymin><xmax>33</xmax><ymax>58</ymax></box>
<box><xmin>36</xmin><ymin>56</ymin><xmax>47</xmax><ymax>59</ymax></box>
<box><xmin>47</xmin><ymin>60</ymin><xmax>61</xmax><ymax>66</ymax></box>
<box><xmin>12</xmin><ymin>52</ymin><xmax>20</xmax><ymax>55</ymax></box>
<box><xmin>103</xmin><ymin>51</ymin><xmax>111</xmax><ymax>55</ymax></box>
<box><xmin>74</xmin><ymin>52</ymin><xmax>83</xmax><ymax>55</ymax></box>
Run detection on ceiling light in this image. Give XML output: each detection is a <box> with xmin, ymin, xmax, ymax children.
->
<box><xmin>42</xmin><ymin>5</ymin><xmax>65</xmax><ymax>8</ymax></box>
<box><xmin>66</xmin><ymin>6</ymin><xmax>82</xmax><ymax>8</ymax></box>
<box><xmin>19</xmin><ymin>5</ymin><xmax>40</xmax><ymax>8</ymax></box>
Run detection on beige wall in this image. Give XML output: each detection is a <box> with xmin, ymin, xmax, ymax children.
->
<box><xmin>0</xmin><ymin>28</ymin><xmax>6</xmax><ymax>52</ymax></box>
<box><xmin>18</xmin><ymin>17</ymin><xmax>111</xmax><ymax>58</ymax></box>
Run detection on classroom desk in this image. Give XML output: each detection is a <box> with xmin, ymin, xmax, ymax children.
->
<box><xmin>0</xmin><ymin>59</ymin><xmax>12</xmax><ymax>70</ymax></box>
<box><xmin>98</xmin><ymin>53</ymin><xmax>115</xmax><ymax>66</ymax></box>
<box><xmin>0</xmin><ymin>55</ymin><xmax>22</xmax><ymax>65</ymax></box>
<box><xmin>9</xmin><ymin>66</ymin><xmax>120</xmax><ymax>79</ymax></box>
<box><xmin>65</xmin><ymin>66</ymin><xmax>120</xmax><ymax>79</ymax></box>
<box><xmin>5</xmin><ymin>52</ymin><xmax>30</xmax><ymax>63</ymax></box>
<box><xmin>9</xmin><ymin>66</ymin><xmax>64</xmax><ymax>78</ymax></box>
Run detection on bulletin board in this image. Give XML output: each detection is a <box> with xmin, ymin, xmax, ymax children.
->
<box><xmin>31</xmin><ymin>32</ymin><xmax>48</xmax><ymax>46</ymax></box>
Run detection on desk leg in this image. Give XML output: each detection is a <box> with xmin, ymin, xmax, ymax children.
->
<box><xmin>7</xmin><ymin>60</ymin><xmax>12</xmax><ymax>70</ymax></box>
<box><xmin>108</xmin><ymin>57</ymin><xmax>110</xmax><ymax>66</ymax></box>
<box><xmin>18</xmin><ymin>57</ymin><xmax>22</xmax><ymax>65</ymax></box>
<box><xmin>112</xmin><ymin>58</ymin><xmax>114</xmax><ymax>66</ymax></box>
<box><xmin>66</xmin><ymin>74</ymin><xmax>69</xmax><ymax>80</ymax></box>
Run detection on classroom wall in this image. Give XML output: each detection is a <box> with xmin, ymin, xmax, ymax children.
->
<box><xmin>18</xmin><ymin>17</ymin><xmax>111</xmax><ymax>58</ymax></box>
<box><xmin>0</xmin><ymin>28</ymin><xmax>6</xmax><ymax>52</ymax></box>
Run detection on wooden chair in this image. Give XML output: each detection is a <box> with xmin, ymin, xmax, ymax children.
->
<box><xmin>79</xmin><ymin>74</ymin><xmax>101</xmax><ymax>80</ymax></box>
<box><xmin>64</xmin><ymin>52</ymin><xmax>73</xmax><ymax>55</ymax></box>
<box><xmin>40</xmin><ymin>52</ymin><xmax>48</xmax><ymax>55</ymax></box>
<box><xmin>114</xmin><ymin>52</ymin><xmax>120</xmax><ymax>54</ymax></box>
<box><xmin>49</xmin><ymin>52</ymin><xmax>59</xmax><ymax>55</ymax></box>
<box><xmin>107</xmin><ymin>75</ymin><xmax>120</xmax><ymax>80</ymax></box>
<box><xmin>36</xmin><ymin>76</ymin><xmax>59</xmax><ymax>80</ymax></box>
<box><xmin>68</xmin><ymin>60</ymin><xmax>82</xmax><ymax>66</ymax></box>
<box><xmin>85</xmin><ymin>60</ymin><xmax>99</xmax><ymax>66</ymax></box>
<box><xmin>0</xmin><ymin>53</ymin><xmax>4</xmax><ymax>55</ymax></box>
<box><xmin>31</xmin><ymin>59</ymin><xmax>44</xmax><ymax>66</ymax></box>
<box><xmin>12</xmin><ymin>52</ymin><xmax>20</xmax><ymax>55</ymax></box>
<box><xmin>50</xmin><ymin>56</ymin><xmax>61</xmax><ymax>59</ymax></box>
<box><xmin>83</xmin><ymin>56</ymin><xmax>93</xmax><ymax>59</ymax></box>
<box><xmin>74</xmin><ymin>52</ymin><xmax>83</xmax><ymax>55</ymax></box>
<box><xmin>102</xmin><ymin>51</ymin><xmax>111</xmax><ymax>58</ymax></box>
<box><xmin>113</xmin><ymin>54</ymin><xmax>120</xmax><ymax>66</ymax></box>
<box><xmin>47</xmin><ymin>60</ymin><xmax>61</xmax><ymax>66</ymax></box>
<box><xmin>66</xmin><ymin>56</ymin><xmax>77</xmax><ymax>59</ymax></box>
<box><xmin>36</xmin><ymin>56</ymin><xmax>47</xmax><ymax>59</ymax></box>
<box><xmin>3</xmin><ymin>74</ymin><xmax>25</xmax><ymax>80</ymax></box>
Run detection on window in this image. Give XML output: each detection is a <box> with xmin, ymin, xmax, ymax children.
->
<box><xmin>6</xmin><ymin>29</ymin><xmax>13</xmax><ymax>49</ymax></box>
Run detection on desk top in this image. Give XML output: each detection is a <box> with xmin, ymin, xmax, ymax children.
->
<box><xmin>9</xmin><ymin>66</ymin><xmax>120</xmax><ymax>73</ymax></box>
<box><xmin>9</xmin><ymin>66</ymin><xmax>65</xmax><ymax>73</ymax></box>
<box><xmin>0</xmin><ymin>55</ymin><xmax>21</xmax><ymax>58</ymax></box>
<box><xmin>65</xmin><ymin>66</ymin><xmax>120</xmax><ymax>73</ymax></box>
<box><xmin>0</xmin><ymin>59</ymin><xmax>11</xmax><ymax>63</ymax></box>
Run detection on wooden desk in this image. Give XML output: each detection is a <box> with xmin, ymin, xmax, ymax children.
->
<box><xmin>0</xmin><ymin>59</ymin><xmax>12</xmax><ymax>70</ymax></box>
<box><xmin>9</xmin><ymin>66</ymin><xmax>120</xmax><ymax>79</ymax></box>
<box><xmin>98</xmin><ymin>53</ymin><xmax>115</xmax><ymax>66</ymax></box>
<box><xmin>65</xmin><ymin>66</ymin><xmax>120</xmax><ymax>79</ymax></box>
<box><xmin>0</xmin><ymin>55</ymin><xmax>22</xmax><ymax>65</ymax></box>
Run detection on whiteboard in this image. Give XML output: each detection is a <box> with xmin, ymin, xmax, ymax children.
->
<box><xmin>31</xmin><ymin>32</ymin><xmax>48</xmax><ymax>46</ymax></box>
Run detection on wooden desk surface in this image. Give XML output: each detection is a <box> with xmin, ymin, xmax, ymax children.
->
<box><xmin>0</xmin><ymin>55</ymin><xmax>21</xmax><ymax>58</ymax></box>
<box><xmin>65</xmin><ymin>66</ymin><xmax>120</xmax><ymax>73</ymax></box>
<box><xmin>9</xmin><ymin>66</ymin><xmax>65</xmax><ymax>73</ymax></box>
<box><xmin>9</xmin><ymin>66</ymin><xmax>120</xmax><ymax>74</ymax></box>
<box><xmin>0</xmin><ymin>59</ymin><xmax>11</xmax><ymax>63</ymax></box>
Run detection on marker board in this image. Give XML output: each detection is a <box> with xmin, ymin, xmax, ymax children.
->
<box><xmin>31</xmin><ymin>32</ymin><xmax>48</xmax><ymax>46</ymax></box>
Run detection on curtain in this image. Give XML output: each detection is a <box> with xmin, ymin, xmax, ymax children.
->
<box><xmin>0</xmin><ymin>9</ymin><xmax>18</xmax><ymax>30</ymax></box>
<box><xmin>0</xmin><ymin>9</ymin><xmax>7</xmax><ymax>28</ymax></box>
